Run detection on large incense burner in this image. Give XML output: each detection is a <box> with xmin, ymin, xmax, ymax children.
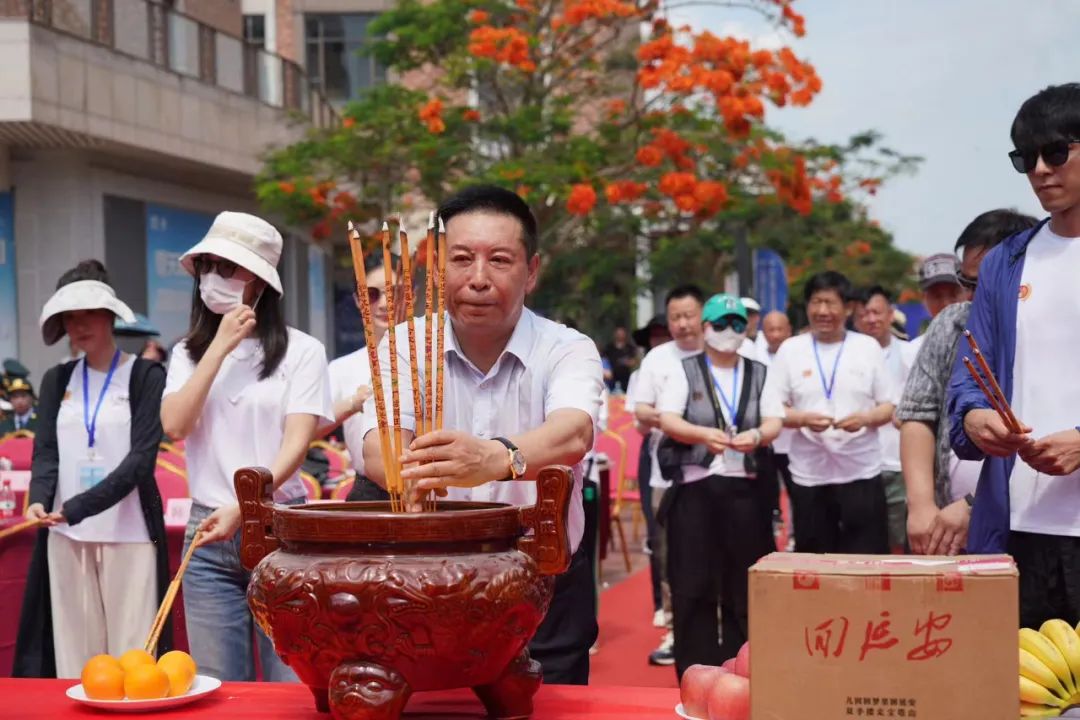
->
<box><xmin>236</xmin><ymin>465</ymin><xmax>572</xmax><ymax>720</ymax></box>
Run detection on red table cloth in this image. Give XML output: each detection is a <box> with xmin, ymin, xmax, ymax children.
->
<box><xmin>0</xmin><ymin>678</ymin><xmax>679</xmax><ymax>718</ymax></box>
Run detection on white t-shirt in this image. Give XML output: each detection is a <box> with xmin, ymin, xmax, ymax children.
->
<box><xmin>52</xmin><ymin>355</ymin><xmax>148</xmax><ymax>543</ymax></box>
<box><xmin>328</xmin><ymin>348</ymin><xmax>373</xmax><ymax>478</ymax></box>
<box><xmin>949</xmin><ymin>451</ymin><xmax>981</xmax><ymax>503</ymax></box>
<box><xmin>627</xmin><ymin>341</ymin><xmax>702</xmax><ymax>489</ymax></box>
<box><xmin>1009</xmin><ymin>224</ymin><xmax>1080</xmax><ymax>535</ymax></box>
<box><xmin>739</xmin><ymin>337</ymin><xmax>762</xmax><ymax>362</ymax></box>
<box><xmin>657</xmin><ymin>357</ymin><xmax>750</xmax><ymax>483</ymax></box>
<box><xmin>761</xmin><ymin>332</ymin><xmax>895</xmax><ymax>487</ymax></box>
<box><xmin>878</xmin><ymin>337</ymin><xmax>911</xmax><ymax>473</ymax></box>
<box><xmin>165</xmin><ymin>328</ymin><xmax>334</xmax><ymax>508</ymax></box>
<box><xmin>761</xmin><ymin>344</ymin><xmax>793</xmax><ymax>455</ymax></box>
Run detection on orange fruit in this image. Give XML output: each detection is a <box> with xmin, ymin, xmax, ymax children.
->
<box><xmin>157</xmin><ymin>651</ymin><xmax>196</xmax><ymax>697</ymax></box>
<box><xmin>81</xmin><ymin>658</ymin><xmax>125</xmax><ymax>701</ymax></box>
<box><xmin>123</xmin><ymin>664</ymin><xmax>170</xmax><ymax>700</ymax></box>
<box><xmin>118</xmin><ymin>648</ymin><xmax>155</xmax><ymax>674</ymax></box>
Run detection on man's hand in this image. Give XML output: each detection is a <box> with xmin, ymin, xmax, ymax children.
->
<box><xmin>197</xmin><ymin>503</ymin><xmax>242</xmax><ymax>544</ymax></box>
<box><xmin>208</xmin><ymin>306</ymin><xmax>256</xmax><ymax>358</ymax></box>
<box><xmin>907</xmin><ymin>502</ymin><xmax>938</xmax><ymax>555</ymax></box>
<box><xmin>926</xmin><ymin>499</ymin><xmax>971</xmax><ymax>556</ymax></box>
<box><xmin>729</xmin><ymin>430</ymin><xmax>760</xmax><ymax>453</ymax></box>
<box><xmin>834</xmin><ymin>413</ymin><xmax>869</xmax><ymax>433</ymax></box>
<box><xmin>1020</xmin><ymin>429</ymin><xmax>1080</xmax><ymax>476</ymax></box>
<box><xmin>399</xmin><ymin>430</ymin><xmax>509</xmax><ymax>490</ymax></box>
<box><xmin>700</xmin><ymin>428</ymin><xmax>731</xmax><ymax>454</ymax></box>
<box><xmin>802</xmin><ymin>412</ymin><xmax>834</xmax><ymax>433</ymax></box>
<box><xmin>963</xmin><ymin>409</ymin><xmax>1032</xmax><ymax>457</ymax></box>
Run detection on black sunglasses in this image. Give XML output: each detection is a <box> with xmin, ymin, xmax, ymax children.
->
<box><xmin>194</xmin><ymin>255</ymin><xmax>239</xmax><ymax>279</ymax></box>
<box><xmin>1008</xmin><ymin>140</ymin><xmax>1079</xmax><ymax>174</ymax></box>
<box><xmin>956</xmin><ymin>270</ymin><xmax>977</xmax><ymax>291</ymax></box>
<box><xmin>356</xmin><ymin>286</ymin><xmax>402</xmax><ymax>305</ymax></box>
<box><xmin>708</xmin><ymin>317</ymin><xmax>748</xmax><ymax>333</ymax></box>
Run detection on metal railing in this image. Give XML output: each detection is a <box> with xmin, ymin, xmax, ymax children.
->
<box><xmin>0</xmin><ymin>0</ymin><xmax>338</xmax><ymax>129</ymax></box>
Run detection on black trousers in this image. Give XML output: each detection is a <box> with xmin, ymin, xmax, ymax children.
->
<box><xmin>346</xmin><ymin>475</ymin><xmax>390</xmax><ymax>501</ymax></box>
<box><xmin>788</xmin><ymin>476</ymin><xmax>889</xmax><ymax>554</ymax></box>
<box><xmin>638</xmin><ymin>443</ymin><xmax>663</xmax><ymax>612</ymax></box>
<box><xmin>1010</xmin><ymin>531</ymin><xmax>1080</xmax><ymax>630</ymax></box>
<box><xmin>666</xmin><ymin>475</ymin><xmax>775</xmax><ymax>679</ymax></box>
<box><xmin>529</xmin><ymin>544</ymin><xmax>598</xmax><ymax>685</ymax></box>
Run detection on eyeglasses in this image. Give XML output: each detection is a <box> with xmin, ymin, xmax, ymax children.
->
<box><xmin>194</xmin><ymin>255</ymin><xmax>239</xmax><ymax>279</ymax></box>
<box><xmin>1008</xmin><ymin>140</ymin><xmax>1079</xmax><ymax>174</ymax></box>
<box><xmin>956</xmin><ymin>270</ymin><xmax>978</xmax><ymax>291</ymax></box>
<box><xmin>708</xmin><ymin>317</ymin><xmax>748</xmax><ymax>333</ymax></box>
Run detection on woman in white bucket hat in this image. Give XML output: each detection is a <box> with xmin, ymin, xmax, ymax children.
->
<box><xmin>14</xmin><ymin>260</ymin><xmax>171</xmax><ymax>678</ymax></box>
<box><xmin>160</xmin><ymin>211</ymin><xmax>333</xmax><ymax>682</ymax></box>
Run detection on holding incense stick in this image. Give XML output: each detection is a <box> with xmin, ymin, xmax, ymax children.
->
<box><xmin>962</xmin><ymin>331</ymin><xmax>1023</xmax><ymax>433</ymax></box>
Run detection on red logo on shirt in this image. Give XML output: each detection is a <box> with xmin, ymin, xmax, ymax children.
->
<box><xmin>802</xmin><ymin>369</ymin><xmax>813</xmax><ymax>378</ymax></box>
<box><xmin>1019</xmin><ymin>283</ymin><xmax>1032</xmax><ymax>301</ymax></box>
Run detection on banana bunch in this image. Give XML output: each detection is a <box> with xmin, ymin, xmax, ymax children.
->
<box><xmin>1018</xmin><ymin>620</ymin><xmax>1080</xmax><ymax>717</ymax></box>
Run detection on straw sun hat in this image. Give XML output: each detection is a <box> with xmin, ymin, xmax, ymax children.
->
<box><xmin>179</xmin><ymin>211</ymin><xmax>284</xmax><ymax>295</ymax></box>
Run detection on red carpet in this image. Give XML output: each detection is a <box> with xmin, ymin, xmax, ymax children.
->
<box><xmin>590</xmin><ymin>568</ymin><xmax>678</xmax><ymax>688</ymax></box>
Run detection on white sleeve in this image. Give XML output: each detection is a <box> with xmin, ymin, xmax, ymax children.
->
<box><xmin>361</xmin><ymin>324</ymin><xmax>418</xmax><ymax>438</ymax></box>
<box><xmin>162</xmin><ymin>341</ymin><xmax>196</xmax><ymax>397</ymax></box>
<box><xmin>328</xmin><ymin>358</ymin><xmax>347</xmax><ymax>403</ymax></box>
<box><xmin>656</xmin><ymin>363</ymin><xmax>690</xmax><ymax>416</ymax></box>
<box><xmin>545</xmin><ymin>337</ymin><xmax>604</xmax><ymax>425</ymax></box>
<box><xmin>286</xmin><ymin>339</ymin><xmax>335</xmax><ymax>423</ymax></box>
<box><xmin>627</xmin><ymin>354</ymin><xmax>656</xmax><ymax>409</ymax></box>
<box><xmin>760</xmin><ymin>346</ymin><xmax>790</xmax><ymax>419</ymax></box>
<box><xmin>871</xmin><ymin>344</ymin><xmax>898</xmax><ymax>406</ymax></box>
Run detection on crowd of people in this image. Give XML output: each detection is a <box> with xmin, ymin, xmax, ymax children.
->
<box><xmin>2</xmin><ymin>82</ymin><xmax>1080</xmax><ymax>690</ymax></box>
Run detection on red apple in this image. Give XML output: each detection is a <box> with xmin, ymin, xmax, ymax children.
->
<box><xmin>734</xmin><ymin>642</ymin><xmax>750</xmax><ymax>678</ymax></box>
<box><xmin>680</xmin><ymin>664</ymin><xmax>725</xmax><ymax>719</ymax></box>
<box><xmin>721</xmin><ymin>658</ymin><xmax>737</xmax><ymax>673</ymax></box>
<box><xmin>706</xmin><ymin>672</ymin><xmax>750</xmax><ymax>720</ymax></box>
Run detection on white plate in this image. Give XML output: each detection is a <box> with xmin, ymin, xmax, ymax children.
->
<box><xmin>675</xmin><ymin>702</ymin><xmax>706</xmax><ymax>720</ymax></box>
<box><xmin>66</xmin><ymin>674</ymin><xmax>222</xmax><ymax>712</ymax></box>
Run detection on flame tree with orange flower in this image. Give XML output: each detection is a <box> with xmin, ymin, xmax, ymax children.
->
<box><xmin>256</xmin><ymin>0</ymin><xmax>919</xmax><ymax>330</ymax></box>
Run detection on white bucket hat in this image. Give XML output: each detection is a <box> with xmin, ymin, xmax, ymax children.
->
<box><xmin>179</xmin><ymin>211</ymin><xmax>284</xmax><ymax>295</ymax></box>
<box><xmin>39</xmin><ymin>280</ymin><xmax>136</xmax><ymax>346</ymax></box>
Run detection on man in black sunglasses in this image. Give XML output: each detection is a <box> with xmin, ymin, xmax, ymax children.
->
<box><xmin>948</xmin><ymin>83</ymin><xmax>1080</xmax><ymax>630</ymax></box>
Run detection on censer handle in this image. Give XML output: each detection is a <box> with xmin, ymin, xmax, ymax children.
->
<box><xmin>235</xmin><ymin>466</ymin><xmax>279</xmax><ymax>571</ymax></box>
<box><xmin>518</xmin><ymin>465</ymin><xmax>572</xmax><ymax>576</ymax></box>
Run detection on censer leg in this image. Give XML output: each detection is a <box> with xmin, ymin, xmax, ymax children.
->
<box><xmin>473</xmin><ymin>650</ymin><xmax>543</xmax><ymax>720</ymax></box>
<box><xmin>328</xmin><ymin>661</ymin><xmax>411</xmax><ymax>720</ymax></box>
<box><xmin>311</xmin><ymin>686</ymin><xmax>330</xmax><ymax>713</ymax></box>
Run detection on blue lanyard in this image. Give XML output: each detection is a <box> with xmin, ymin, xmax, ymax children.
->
<box><xmin>706</xmin><ymin>356</ymin><xmax>740</xmax><ymax>427</ymax></box>
<box><xmin>83</xmin><ymin>350</ymin><xmax>121</xmax><ymax>449</ymax></box>
<box><xmin>812</xmin><ymin>335</ymin><xmax>846</xmax><ymax>401</ymax></box>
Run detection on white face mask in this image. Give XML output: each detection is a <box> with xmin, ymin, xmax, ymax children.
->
<box><xmin>199</xmin><ymin>272</ymin><xmax>249</xmax><ymax>315</ymax></box>
<box><xmin>704</xmin><ymin>324</ymin><xmax>746</xmax><ymax>353</ymax></box>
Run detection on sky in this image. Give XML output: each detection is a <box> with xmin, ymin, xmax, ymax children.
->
<box><xmin>672</xmin><ymin>0</ymin><xmax>1080</xmax><ymax>256</ymax></box>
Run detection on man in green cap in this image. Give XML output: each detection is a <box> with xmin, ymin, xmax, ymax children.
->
<box><xmin>655</xmin><ymin>293</ymin><xmax>783</xmax><ymax>678</ymax></box>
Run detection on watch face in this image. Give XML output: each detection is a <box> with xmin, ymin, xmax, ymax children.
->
<box><xmin>511</xmin><ymin>450</ymin><xmax>527</xmax><ymax>477</ymax></box>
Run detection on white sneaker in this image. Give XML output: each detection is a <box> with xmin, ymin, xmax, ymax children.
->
<box><xmin>653</xmin><ymin>609</ymin><xmax>666</xmax><ymax>628</ymax></box>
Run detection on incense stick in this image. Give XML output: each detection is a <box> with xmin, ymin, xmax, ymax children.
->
<box><xmin>348</xmin><ymin>222</ymin><xmax>398</xmax><ymax>511</ymax></box>
<box><xmin>423</xmin><ymin>212</ymin><xmax>435</xmax><ymax>439</ymax></box>
<box><xmin>435</xmin><ymin>216</ymin><xmax>447</xmax><ymax>434</ymax></box>
<box><xmin>963</xmin><ymin>331</ymin><xmax>1021</xmax><ymax>433</ymax></box>
<box><xmin>145</xmin><ymin>532</ymin><xmax>201</xmax><ymax>655</ymax></box>
<box><xmin>383</xmin><ymin>224</ymin><xmax>404</xmax><ymax>507</ymax></box>
<box><xmin>0</xmin><ymin>517</ymin><xmax>41</xmax><ymax>542</ymax></box>
<box><xmin>962</xmin><ymin>357</ymin><xmax>1012</xmax><ymax>429</ymax></box>
<box><xmin>401</xmin><ymin>224</ymin><xmax>423</xmax><ymax>505</ymax></box>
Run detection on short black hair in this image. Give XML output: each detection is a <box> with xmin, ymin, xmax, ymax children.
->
<box><xmin>438</xmin><ymin>185</ymin><xmax>539</xmax><ymax>257</ymax></box>
<box><xmin>57</xmin><ymin>259</ymin><xmax>109</xmax><ymax>289</ymax></box>
<box><xmin>859</xmin><ymin>284</ymin><xmax>892</xmax><ymax>305</ymax></box>
<box><xmin>803</xmin><ymin>271</ymin><xmax>851</xmax><ymax>304</ymax></box>
<box><xmin>954</xmin><ymin>209</ymin><xmax>1039</xmax><ymax>253</ymax></box>
<box><xmin>1011</xmin><ymin>84</ymin><xmax>1080</xmax><ymax>152</ymax></box>
<box><xmin>664</xmin><ymin>284</ymin><xmax>705</xmax><ymax>307</ymax></box>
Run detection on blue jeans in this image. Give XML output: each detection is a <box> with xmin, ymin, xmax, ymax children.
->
<box><xmin>182</xmin><ymin>502</ymin><xmax>298</xmax><ymax>682</ymax></box>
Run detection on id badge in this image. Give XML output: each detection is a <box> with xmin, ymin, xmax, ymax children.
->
<box><xmin>723</xmin><ymin>426</ymin><xmax>745</xmax><ymax>474</ymax></box>
<box><xmin>78</xmin><ymin>452</ymin><xmax>108</xmax><ymax>491</ymax></box>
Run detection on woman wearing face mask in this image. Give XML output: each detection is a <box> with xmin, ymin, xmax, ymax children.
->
<box><xmin>655</xmin><ymin>294</ymin><xmax>782</xmax><ymax>678</ymax></box>
<box><xmin>160</xmin><ymin>212</ymin><xmax>333</xmax><ymax>682</ymax></box>
<box><xmin>15</xmin><ymin>260</ymin><xmax>170</xmax><ymax>678</ymax></box>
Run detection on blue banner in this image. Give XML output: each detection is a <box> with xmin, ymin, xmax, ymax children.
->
<box><xmin>308</xmin><ymin>244</ymin><xmax>327</xmax><ymax>342</ymax></box>
<box><xmin>146</xmin><ymin>204</ymin><xmax>214</xmax><ymax>346</ymax></box>
<box><xmin>0</xmin><ymin>192</ymin><xmax>15</xmax><ymax>361</ymax></box>
<box><xmin>898</xmin><ymin>301</ymin><xmax>931</xmax><ymax>340</ymax></box>
<box><xmin>754</xmin><ymin>248</ymin><xmax>788</xmax><ymax>315</ymax></box>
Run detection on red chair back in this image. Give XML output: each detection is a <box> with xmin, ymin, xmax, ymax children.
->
<box><xmin>0</xmin><ymin>433</ymin><xmax>34</xmax><ymax>471</ymax></box>
<box><xmin>330</xmin><ymin>477</ymin><xmax>355</xmax><ymax>501</ymax></box>
<box><xmin>154</xmin><ymin>458</ymin><xmax>189</xmax><ymax>502</ymax></box>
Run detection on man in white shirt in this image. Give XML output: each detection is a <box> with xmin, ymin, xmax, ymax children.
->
<box><xmin>322</xmin><ymin>262</ymin><xmax>396</xmax><ymax>498</ymax></box>
<box><xmin>362</xmin><ymin>186</ymin><xmax>604</xmax><ymax>685</ymax></box>
<box><xmin>627</xmin><ymin>285</ymin><xmax>706</xmax><ymax>667</ymax></box>
<box><xmin>854</xmin><ymin>285</ymin><xmax>911</xmax><ymax>552</ymax></box>
<box><xmin>761</xmin><ymin>271</ymin><xmax>896</xmax><ymax>553</ymax></box>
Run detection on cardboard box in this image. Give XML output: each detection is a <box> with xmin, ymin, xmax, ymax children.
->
<box><xmin>749</xmin><ymin>553</ymin><xmax>1018</xmax><ymax>720</ymax></box>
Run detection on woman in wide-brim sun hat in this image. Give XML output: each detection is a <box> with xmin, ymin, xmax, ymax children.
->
<box><xmin>15</xmin><ymin>259</ymin><xmax>171</xmax><ymax>678</ymax></box>
<box><xmin>160</xmin><ymin>211</ymin><xmax>333</xmax><ymax>682</ymax></box>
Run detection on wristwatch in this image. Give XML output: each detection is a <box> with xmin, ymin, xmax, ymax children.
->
<box><xmin>493</xmin><ymin>437</ymin><xmax>527</xmax><ymax>481</ymax></box>
<box><xmin>963</xmin><ymin>493</ymin><xmax>975</xmax><ymax>507</ymax></box>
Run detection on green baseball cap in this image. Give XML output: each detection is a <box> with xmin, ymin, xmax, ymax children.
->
<box><xmin>702</xmin><ymin>293</ymin><xmax>747</xmax><ymax>323</ymax></box>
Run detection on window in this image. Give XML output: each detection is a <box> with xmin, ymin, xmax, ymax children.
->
<box><xmin>243</xmin><ymin>14</ymin><xmax>265</xmax><ymax>48</ymax></box>
<box><xmin>304</xmin><ymin>13</ymin><xmax>386</xmax><ymax>103</ymax></box>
